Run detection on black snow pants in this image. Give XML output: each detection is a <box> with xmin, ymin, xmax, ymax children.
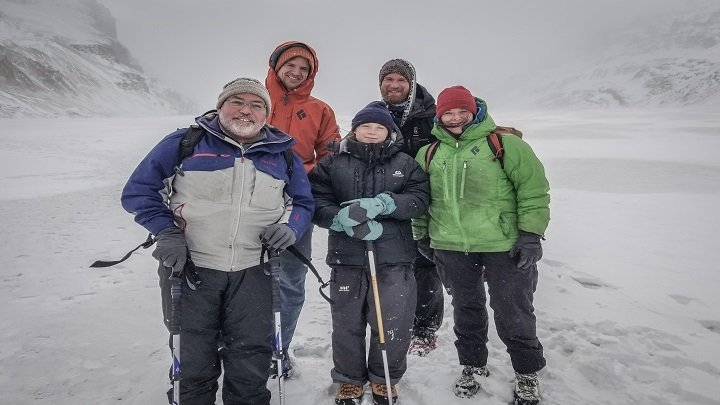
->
<box><xmin>411</xmin><ymin>250</ymin><xmax>445</xmax><ymax>338</ymax></box>
<box><xmin>158</xmin><ymin>264</ymin><xmax>273</xmax><ymax>405</ymax></box>
<box><xmin>329</xmin><ymin>264</ymin><xmax>417</xmax><ymax>386</ymax></box>
<box><xmin>434</xmin><ymin>250</ymin><xmax>546</xmax><ymax>374</ymax></box>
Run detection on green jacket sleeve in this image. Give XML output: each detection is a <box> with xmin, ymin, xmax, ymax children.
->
<box><xmin>502</xmin><ymin>135</ymin><xmax>550</xmax><ymax>236</ymax></box>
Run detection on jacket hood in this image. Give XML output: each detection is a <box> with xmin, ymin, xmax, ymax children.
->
<box><xmin>265</xmin><ymin>41</ymin><xmax>319</xmax><ymax>100</ymax></box>
<box><xmin>339</xmin><ymin>132</ymin><xmax>404</xmax><ymax>166</ymax></box>
<box><xmin>194</xmin><ymin>110</ymin><xmax>296</xmax><ymax>151</ymax></box>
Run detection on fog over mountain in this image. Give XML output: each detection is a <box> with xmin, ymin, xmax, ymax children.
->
<box><xmin>1</xmin><ymin>0</ymin><xmax>718</xmax><ymax>118</ymax></box>
<box><xmin>0</xmin><ymin>0</ymin><xmax>195</xmax><ymax>118</ymax></box>
<box><xmin>519</xmin><ymin>3</ymin><xmax>720</xmax><ymax>108</ymax></box>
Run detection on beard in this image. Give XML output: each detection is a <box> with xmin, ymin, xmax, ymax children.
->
<box><xmin>381</xmin><ymin>87</ymin><xmax>409</xmax><ymax>105</ymax></box>
<box><xmin>219</xmin><ymin>114</ymin><xmax>265</xmax><ymax>141</ymax></box>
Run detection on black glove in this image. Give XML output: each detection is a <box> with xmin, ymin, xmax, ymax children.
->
<box><xmin>152</xmin><ymin>227</ymin><xmax>188</xmax><ymax>276</ymax></box>
<box><xmin>508</xmin><ymin>231</ymin><xmax>543</xmax><ymax>270</ymax></box>
<box><xmin>261</xmin><ymin>224</ymin><xmax>296</xmax><ymax>251</ymax></box>
<box><xmin>343</xmin><ymin>220</ymin><xmax>383</xmax><ymax>240</ymax></box>
<box><xmin>416</xmin><ymin>236</ymin><xmax>434</xmax><ymax>262</ymax></box>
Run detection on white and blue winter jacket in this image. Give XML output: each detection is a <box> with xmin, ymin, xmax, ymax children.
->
<box><xmin>121</xmin><ymin>112</ymin><xmax>314</xmax><ymax>272</ymax></box>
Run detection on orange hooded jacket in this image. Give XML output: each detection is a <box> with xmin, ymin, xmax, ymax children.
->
<box><xmin>265</xmin><ymin>41</ymin><xmax>341</xmax><ymax>173</ymax></box>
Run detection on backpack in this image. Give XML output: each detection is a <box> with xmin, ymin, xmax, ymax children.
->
<box><xmin>178</xmin><ymin>125</ymin><xmax>294</xmax><ymax>175</ymax></box>
<box><xmin>423</xmin><ymin>126</ymin><xmax>523</xmax><ymax>171</ymax></box>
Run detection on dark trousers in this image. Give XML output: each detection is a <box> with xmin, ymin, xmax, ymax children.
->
<box><xmin>434</xmin><ymin>250</ymin><xmax>546</xmax><ymax>374</ymax></box>
<box><xmin>159</xmin><ymin>265</ymin><xmax>273</xmax><ymax>405</ymax></box>
<box><xmin>329</xmin><ymin>264</ymin><xmax>416</xmax><ymax>386</ymax></box>
<box><xmin>412</xmin><ymin>258</ymin><xmax>445</xmax><ymax>337</ymax></box>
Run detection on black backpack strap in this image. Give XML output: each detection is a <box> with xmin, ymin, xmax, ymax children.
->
<box><xmin>176</xmin><ymin>125</ymin><xmax>205</xmax><ymax>176</ymax></box>
<box><xmin>90</xmin><ymin>233</ymin><xmax>155</xmax><ymax>268</ymax></box>
<box><xmin>283</xmin><ymin>148</ymin><xmax>294</xmax><ymax>176</ymax></box>
<box><xmin>424</xmin><ymin>141</ymin><xmax>440</xmax><ymax>171</ymax></box>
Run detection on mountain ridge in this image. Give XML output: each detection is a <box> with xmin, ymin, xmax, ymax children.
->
<box><xmin>0</xmin><ymin>0</ymin><xmax>195</xmax><ymax>118</ymax></box>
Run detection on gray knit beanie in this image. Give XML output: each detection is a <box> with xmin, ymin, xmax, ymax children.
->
<box><xmin>216</xmin><ymin>77</ymin><xmax>271</xmax><ymax>114</ymax></box>
<box><xmin>378</xmin><ymin>59</ymin><xmax>415</xmax><ymax>85</ymax></box>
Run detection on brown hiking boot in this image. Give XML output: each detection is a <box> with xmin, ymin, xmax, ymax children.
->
<box><xmin>370</xmin><ymin>382</ymin><xmax>398</xmax><ymax>405</ymax></box>
<box><xmin>335</xmin><ymin>383</ymin><xmax>364</xmax><ymax>405</ymax></box>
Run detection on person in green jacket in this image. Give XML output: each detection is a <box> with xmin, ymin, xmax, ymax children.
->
<box><xmin>412</xmin><ymin>85</ymin><xmax>550</xmax><ymax>405</ymax></box>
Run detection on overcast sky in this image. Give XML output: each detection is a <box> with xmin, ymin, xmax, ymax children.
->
<box><xmin>98</xmin><ymin>0</ymin><xmax>696</xmax><ymax>118</ymax></box>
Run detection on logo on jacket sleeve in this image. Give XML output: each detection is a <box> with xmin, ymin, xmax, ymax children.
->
<box><xmin>392</xmin><ymin>170</ymin><xmax>404</xmax><ymax>178</ymax></box>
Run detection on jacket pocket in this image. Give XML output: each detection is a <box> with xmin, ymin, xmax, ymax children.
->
<box><xmin>498</xmin><ymin>213</ymin><xmax>512</xmax><ymax>237</ymax></box>
<box><xmin>249</xmin><ymin>171</ymin><xmax>286</xmax><ymax>210</ymax></box>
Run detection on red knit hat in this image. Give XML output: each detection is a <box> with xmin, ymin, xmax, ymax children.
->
<box><xmin>275</xmin><ymin>46</ymin><xmax>314</xmax><ymax>73</ymax></box>
<box><xmin>436</xmin><ymin>86</ymin><xmax>478</xmax><ymax>118</ymax></box>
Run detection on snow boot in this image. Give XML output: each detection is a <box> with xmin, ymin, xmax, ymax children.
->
<box><xmin>453</xmin><ymin>365</ymin><xmax>489</xmax><ymax>398</ymax></box>
<box><xmin>269</xmin><ymin>353</ymin><xmax>294</xmax><ymax>379</ymax></box>
<box><xmin>513</xmin><ymin>372</ymin><xmax>540</xmax><ymax>405</ymax></box>
<box><xmin>335</xmin><ymin>383</ymin><xmax>364</xmax><ymax>405</ymax></box>
<box><xmin>408</xmin><ymin>332</ymin><xmax>438</xmax><ymax>357</ymax></box>
<box><xmin>371</xmin><ymin>382</ymin><xmax>398</xmax><ymax>405</ymax></box>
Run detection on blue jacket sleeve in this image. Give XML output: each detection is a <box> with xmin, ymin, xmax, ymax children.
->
<box><xmin>120</xmin><ymin>129</ymin><xmax>185</xmax><ymax>235</ymax></box>
<box><xmin>284</xmin><ymin>152</ymin><xmax>315</xmax><ymax>239</ymax></box>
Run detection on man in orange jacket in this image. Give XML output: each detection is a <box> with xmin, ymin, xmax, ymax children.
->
<box><xmin>265</xmin><ymin>41</ymin><xmax>341</xmax><ymax>378</ymax></box>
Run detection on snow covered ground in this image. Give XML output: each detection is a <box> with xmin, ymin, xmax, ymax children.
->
<box><xmin>1</xmin><ymin>109</ymin><xmax>718</xmax><ymax>404</ymax></box>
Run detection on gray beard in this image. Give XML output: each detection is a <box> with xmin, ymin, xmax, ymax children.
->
<box><xmin>219</xmin><ymin>115</ymin><xmax>265</xmax><ymax>141</ymax></box>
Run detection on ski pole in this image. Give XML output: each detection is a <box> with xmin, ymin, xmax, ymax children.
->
<box><xmin>267</xmin><ymin>248</ymin><xmax>286</xmax><ymax>405</ymax></box>
<box><xmin>366</xmin><ymin>240</ymin><xmax>393</xmax><ymax>402</ymax></box>
<box><xmin>168</xmin><ymin>269</ymin><xmax>183</xmax><ymax>405</ymax></box>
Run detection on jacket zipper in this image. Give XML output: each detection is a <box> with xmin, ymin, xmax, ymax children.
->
<box><xmin>460</xmin><ymin>160</ymin><xmax>467</xmax><ymax>199</ymax></box>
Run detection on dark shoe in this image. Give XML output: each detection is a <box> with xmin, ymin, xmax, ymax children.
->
<box><xmin>513</xmin><ymin>372</ymin><xmax>540</xmax><ymax>405</ymax></box>
<box><xmin>408</xmin><ymin>332</ymin><xmax>438</xmax><ymax>357</ymax></box>
<box><xmin>269</xmin><ymin>353</ymin><xmax>294</xmax><ymax>379</ymax></box>
<box><xmin>335</xmin><ymin>383</ymin><xmax>364</xmax><ymax>405</ymax></box>
<box><xmin>453</xmin><ymin>365</ymin><xmax>489</xmax><ymax>398</ymax></box>
<box><xmin>370</xmin><ymin>382</ymin><xmax>398</xmax><ymax>405</ymax></box>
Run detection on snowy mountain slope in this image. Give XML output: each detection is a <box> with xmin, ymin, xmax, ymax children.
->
<box><xmin>0</xmin><ymin>0</ymin><xmax>195</xmax><ymax>118</ymax></box>
<box><xmin>521</xmin><ymin>4</ymin><xmax>720</xmax><ymax>109</ymax></box>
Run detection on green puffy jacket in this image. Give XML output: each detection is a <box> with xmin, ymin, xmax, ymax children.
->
<box><xmin>412</xmin><ymin>109</ymin><xmax>550</xmax><ymax>253</ymax></box>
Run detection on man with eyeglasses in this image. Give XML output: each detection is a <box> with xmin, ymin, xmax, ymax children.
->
<box><xmin>264</xmin><ymin>41</ymin><xmax>341</xmax><ymax>378</ymax></box>
<box><xmin>121</xmin><ymin>77</ymin><xmax>314</xmax><ymax>405</ymax></box>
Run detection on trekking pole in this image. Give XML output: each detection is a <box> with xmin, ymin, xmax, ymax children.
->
<box><xmin>168</xmin><ymin>269</ymin><xmax>183</xmax><ymax>405</ymax></box>
<box><xmin>267</xmin><ymin>248</ymin><xmax>286</xmax><ymax>405</ymax></box>
<box><xmin>366</xmin><ymin>240</ymin><xmax>393</xmax><ymax>402</ymax></box>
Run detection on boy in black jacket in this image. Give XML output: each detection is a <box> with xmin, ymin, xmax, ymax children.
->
<box><xmin>308</xmin><ymin>101</ymin><xmax>430</xmax><ymax>405</ymax></box>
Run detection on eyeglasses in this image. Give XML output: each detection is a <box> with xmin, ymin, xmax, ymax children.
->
<box><xmin>227</xmin><ymin>99</ymin><xmax>266</xmax><ymax>113</ymax></box>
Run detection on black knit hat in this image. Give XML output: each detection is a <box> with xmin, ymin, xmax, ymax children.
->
<box><xmin>378</xmin><ymin>59</ymin><xmax>415</xmax><ymax>85</ymax></box>
<box><xmin>351</xmin><ymin>101</ymin><xmax>396</xmax><ymax>133</ymax></box>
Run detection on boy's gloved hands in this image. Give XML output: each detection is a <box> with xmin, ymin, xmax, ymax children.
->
<box><xmin>334</xmin><ymin>193</ymin><xmax>397</xmax><ymax>227</ymax></box>
<box><xmin>152</xmin><ymin>227</ymin><xmax>188</xmax><ymax>276</ymax></box>
<box><xmin>343</xmin><ymin>220</ymin><xmax>383</xmax><ymax>241</ymax></box>
<box><xmin>261</xmin><ymin>224</ymin><xmax>296</xmax><ymax>251</ymax></box>
<box><xmin>509</xmin><ymin>231</ymin><xmax>543</xmax><ymax>269</ymax></box>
